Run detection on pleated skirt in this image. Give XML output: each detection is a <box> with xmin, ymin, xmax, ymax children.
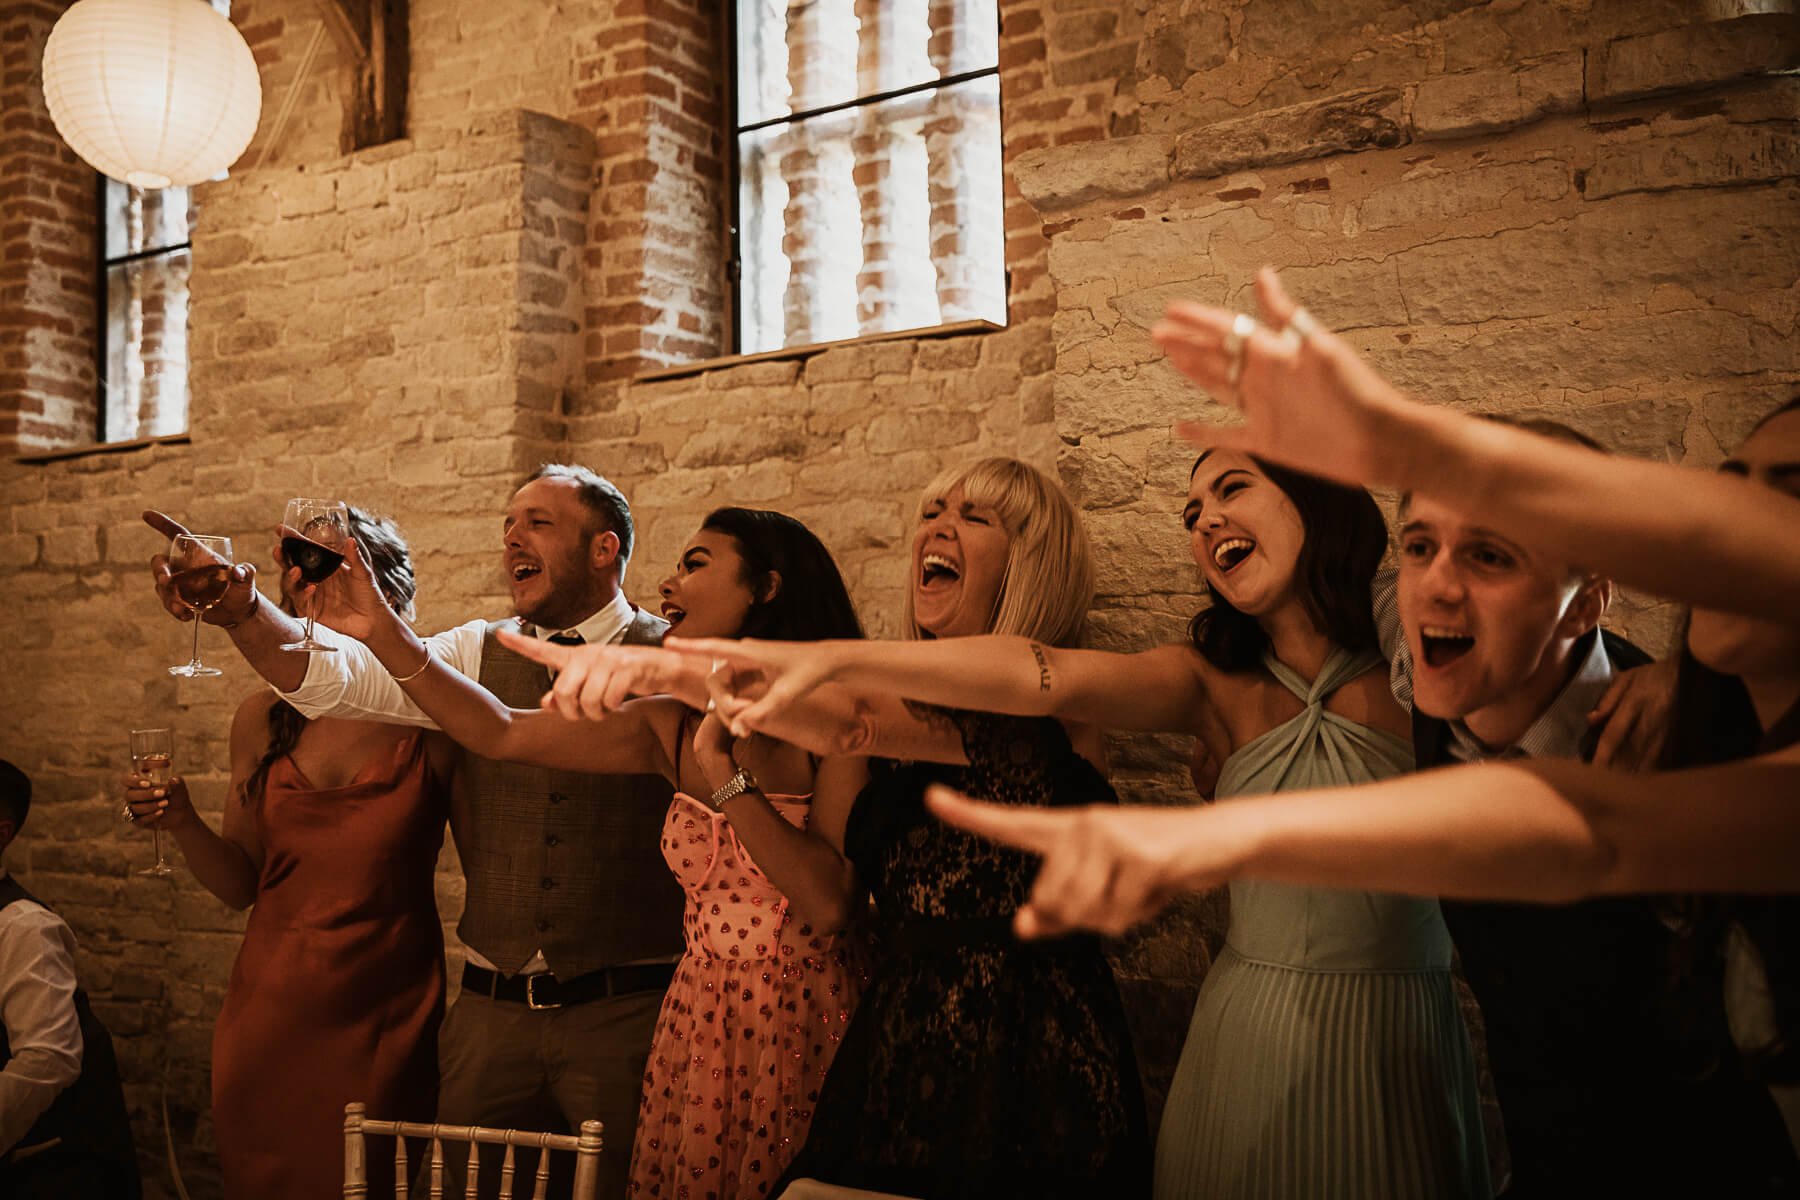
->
<box><xmin>1154</xmin><ymin>945</ymin><xmax>1491</xmax><ymax>1200</ymax></box>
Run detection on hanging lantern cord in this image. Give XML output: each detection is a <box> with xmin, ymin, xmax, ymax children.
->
<box><xmin>253</xmin><ymin>17</ymin><xmax>326</xmax><ymax>171</ymax></box>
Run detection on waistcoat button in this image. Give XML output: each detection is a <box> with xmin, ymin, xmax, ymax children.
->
<box><xmin>541</xmin><ymin>877</ymin><xmax>555</xmax><ymax>890</ymax></box>
<box><xmin>546</xmin><ymin>834</ymin><xmax>560</xmax><ymax>847</ymax></box>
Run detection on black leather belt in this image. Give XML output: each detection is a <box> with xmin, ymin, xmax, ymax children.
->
<box><xmin>461</xmin><ymin>962</ymin><xmax>677</xmax><ymax>1010</ymax></box>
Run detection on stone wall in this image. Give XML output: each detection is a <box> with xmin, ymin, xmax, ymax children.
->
<box><xmin>0</xmin><ymin>1</ymin><xmax>1796</xmax><ymax>1195</ymax></box>
<box><xmin>0</xmin><ymin>0</ymin><xmax>97</xmax><ymax>449</ymax></box>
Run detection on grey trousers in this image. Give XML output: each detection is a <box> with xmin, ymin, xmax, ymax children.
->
<box><xmin>431</xmin><ymin>987</ymin><xmax>662</xmax><ymax>1200</ymax></box>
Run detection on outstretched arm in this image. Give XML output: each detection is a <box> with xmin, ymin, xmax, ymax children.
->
<box><xmin>929</xmin><ymin>749</ymin><xmax>1800</xmax><ymax>937</ymax></box>
<box><xmin>670</xmin><ymin>636</ymin><xmax>1212</xmax><ymax>740</ymax></box>
<box><xmin>1154</xmin><ymin>270</ymin><xmax>1800</xmax><ymax>625</ymax></box>
<box><xmin>330</xmin><ymin>541</ymin><xmax>677</xmax><ymax>778</ymax></box>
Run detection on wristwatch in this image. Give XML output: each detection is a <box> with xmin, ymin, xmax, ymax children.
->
<box><xmin>705</xmin><ymin>765</ymin><xmax>758</xmax><ymax>811</ymax></box>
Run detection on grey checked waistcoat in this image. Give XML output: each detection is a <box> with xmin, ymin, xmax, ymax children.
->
<box><xmin>453</xmin><ymin>612</ymin><xmax>684</xmax><ymax>978</ymax></box>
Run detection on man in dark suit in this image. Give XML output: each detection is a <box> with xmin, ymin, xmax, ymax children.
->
<box><xmin>1393</xmin><ymin>421</ymin><xmax>1796</xmax><ymax>1196</ymax></box>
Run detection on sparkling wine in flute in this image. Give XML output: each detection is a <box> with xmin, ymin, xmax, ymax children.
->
<box><xmin>280</xmin><ymin>498</ymin><xmax>350</xmax><ymax>653</ymax></box>
<box><xmin>127</xmin><ymin>728</ymin><xmax>176</xmax><ymax>877</ymax></box>
<box><xmin>167</xmin><ymin>534</ymin><xmax>233</xmax><ymax>678</ymax></box>
<box><xmin>281</xmin><ymin>535</ymin><xmax>347</xmax><ymax>585</ymax></box>
<box><xmin>132</xmin><ymin>751</ymin><xmax>173</xmax><ymax>786</ymax></box>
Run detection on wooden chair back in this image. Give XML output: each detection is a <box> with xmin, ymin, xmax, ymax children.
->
<box><xmin>341</xmin><ymin>1101</ymin><xmax>603</xmax><ymax>1199</ymax></box>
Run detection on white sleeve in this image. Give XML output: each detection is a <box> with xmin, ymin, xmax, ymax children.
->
<box><xmin>1370</xmin><ymin>567</ymin><xmax>1415</xmax><ymax>711</ymax></box>
<box><xmin>0</xmin><ymin>906</ymin><xmax>84</xmax><ymax>1156</ymax></box>
<box><xmin>277</xmin><ymin>618</ymin><xmax>491</xmax><ymax>728</ymax></box>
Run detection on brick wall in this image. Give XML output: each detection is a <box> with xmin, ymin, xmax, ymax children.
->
<box><xmin>0</xmin><ymin>2</ymin><xmax>1794</xmax><ymax>1195</ymax></box>
<box><xmin>0</xmin><ymin>0</ymin><xmax>97</xmax><ymax>450</ymax></box>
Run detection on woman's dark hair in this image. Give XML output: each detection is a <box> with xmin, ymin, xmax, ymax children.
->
<box><xmin>700</xmin><ymin>508</ymin><xmax>864</xmax><ymax>643</ymax></box>
<box><xmin>1187</xmin><ymin>457</ymin><xmax>1387</xmax><ymax>671</ymax></box>
<box><xmin>1656</xmin><ymin>396</ymin><xmax>1800</xmax><ymax>1083</ymax></box>
<box><xmin>243</xmin><ymin>507</ymin><xmax>416</xmax><ymax>805</ymax></box>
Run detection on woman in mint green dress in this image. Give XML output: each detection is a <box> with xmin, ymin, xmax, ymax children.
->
<box><xmin>681</xmin><ymin>450</ymin><xmax>1490</xmax><ymax>1198</ymax></box>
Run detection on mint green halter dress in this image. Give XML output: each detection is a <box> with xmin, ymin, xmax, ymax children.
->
<box><xmin>1154</xmin><ymin>649</ymin><xmax>1490</xmax><ymax>1199</ymax></box>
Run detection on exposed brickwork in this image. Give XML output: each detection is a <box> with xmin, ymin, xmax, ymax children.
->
<box><xmin>0</xmin><ymin>0</ymin><xmax>97</xmax><ymax>450</ymax></box>
<box><xmin>3</xmin><ymin>3</ymin><xmax>1792</xmax><ymax>1196</ymax></box>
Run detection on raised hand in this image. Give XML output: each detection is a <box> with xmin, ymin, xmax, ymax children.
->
<box><xmin>122</xmin><ymin>771</ymin><xmax>198</xmax><ymax>832</ymax></box>
<box><xmin>145</xmin><ymin>509</ymin><xmax>258</xmax><ymax>625</ymax></box>
<box><xmin>497</xmin><ymin>632</ymin><xmax>698</xmax><ymax>721</ymax></box>
<box><xmin>1153</xmin><ymin>268</ymin><xmax>1416</xmax><ymax>492</ymax></box>
<box><xmin>665</xmin><ymin>637</ymin><xmax>841</xmax><ymax>739</ymax></box>
<box><xmin>926</xmin><ymin>786</ymin><xmax>1212</xmax><ymax>939</ymax></box>
<box><xmin>1588</xmin><ymin>656</ymin><xmax>1677</xmax><ymax>771</ymax></box>
<box><xmin>300</xmin><ymin>533</ymin><xmax>395</xmax><ymax>643</ymax></box>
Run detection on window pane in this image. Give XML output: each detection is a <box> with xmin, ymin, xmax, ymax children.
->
<box><xmin>102</xmin><ymin>249</ymin><xmax>191</xmax><ymax>441</ymax></box>
<box><xmin>736</xmin><ymin>72</ymin><xmax>1004</xmax><ymax>353</ymax></box>
<box><xmin>736</xmin><ymin>0</ymin><xmax>969</xmax><ymax>128</ymax></box>
<box><xmin>103</xmin><ymin>179</ymin><xmax>192</xmax><ymax>260</ymax></box>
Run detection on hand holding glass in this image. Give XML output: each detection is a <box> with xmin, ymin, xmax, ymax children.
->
<box><xmin>167</xmin><ymin>534</ymin><xmax>233</xmax><ymax>677</ymax></box>
<box><xmin>280</xmin><ymin>498</ymin><xmax>349</xmax><ymax>653</ymax></box>
<box><xmin>128</xmin><ymin>728</ymin><xmax>175</xmax><ymax>877</ymax></box>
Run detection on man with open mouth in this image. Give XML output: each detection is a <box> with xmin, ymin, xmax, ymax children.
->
<box><xmin>1387</xmin><ymin>418</ymin><xmax>1794</xmax><ymax>1197</ymax></box>
<box><xmin>145</xmin><ymin>464</ymin><xmax>678</xmax><ymax>1200</ymax></box>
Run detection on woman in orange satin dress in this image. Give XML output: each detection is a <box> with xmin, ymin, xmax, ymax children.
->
<box><xmin>125</xmin><ymin>509</ymin><xmax>453</xmax><ymax>1199</ymax></box>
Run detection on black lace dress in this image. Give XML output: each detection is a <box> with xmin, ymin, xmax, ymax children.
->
<box><xmin>776</xmin><ymin>711</ymin><xmax>1151</xmax><ymax>1198</ymax></box>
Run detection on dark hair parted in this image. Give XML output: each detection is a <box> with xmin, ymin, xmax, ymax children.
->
<box><xmin>529</xmin><ymin>464</ymin><xmax>635</xmax><ymax>566</ymax></box>
<box><xmin>0</xmin><ymin>759</ymin><xmax>30</xmax><ymax>832</ymax></box>
<box><xmin>244</xmin><ymin>507</ymin><xmax>416</xmax><ymax>806</ymax></box>
<box><xmin>699</xmin><ymin>508</ymin><xmax>864</xmax><ymax>643</ymax></box>
<box><xmin>1188</xmin><ymin>457</ymin><xmax>1387</xmax><ymax>672</ymax></box>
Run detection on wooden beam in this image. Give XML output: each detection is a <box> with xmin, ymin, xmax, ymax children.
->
<box><xmin>312</xmin><ymin>0</ymin><xmax>407</xmax><ymax>152</ymax></box>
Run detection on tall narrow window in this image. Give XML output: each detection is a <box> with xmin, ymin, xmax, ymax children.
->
<box><xmin>731</xmin><ymin>0</ymin><xmax>1004</xmax><ymax>355</ymax></box>
<box><xmin>99</xmin><ymin>180</ymin><xmax>192</xmax><ymax>441</ymax></box>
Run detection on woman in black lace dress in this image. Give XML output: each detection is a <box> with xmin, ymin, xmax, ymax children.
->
<box><xmin>724</xmin><ymin>457</ymin><xmax>1151</xmax><ymax>1197</ymax></box>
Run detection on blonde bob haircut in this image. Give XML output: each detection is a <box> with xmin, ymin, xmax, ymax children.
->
<box><xmin>902</xmin><ymin>456</ymin><xmax>1096</xmax><ymax>648</ymax></box>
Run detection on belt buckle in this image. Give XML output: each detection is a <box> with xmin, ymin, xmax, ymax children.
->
<box><xmin>526</xmin><ymin>974</ymin><xmax>562</xmax><ymax>1011</ymax></box>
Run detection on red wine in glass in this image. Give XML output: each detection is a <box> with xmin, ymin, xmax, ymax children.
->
<box><xmin>280</xmin><ymin>498</ymin><xmax>349</xmax><ymax>653</ymax></box>
<box><xmin>167</xmin><ymin>534</ymin><xmax>233</xmax><ymax>678</ymax></box>
<box><xmin>281</xmin><ymin>536</ymin><xmax>347</xmax><ymax>584</ymax></box>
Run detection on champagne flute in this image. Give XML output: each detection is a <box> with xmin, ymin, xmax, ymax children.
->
<box><xmin>167</xmin><ymin>534</ymin><xmax>234</xmax><ymax>677</ymax></box>
<box><xmin>279</xmin><ymin>498</ymin><xmax>350</xmax><ymax>654</ymax></box>
<box><xmin>128</xmin><ymin>728</ymin><xmax>176</xmax><ymax>877</ymax></box>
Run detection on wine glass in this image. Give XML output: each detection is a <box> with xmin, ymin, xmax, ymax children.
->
<box><xmin>128</xmin><ymin>728</ymin><xmax>176</xmax><ymax>877</ymax></box>
<box><xmin>279</xmin><ymin>498</ymin><xmax>350</xmax><ymax>654</ymax></box>
<box><xmin>167</xmin><ymin>534</ymin><xmax>234</xmax><ymax>677</ymax></box>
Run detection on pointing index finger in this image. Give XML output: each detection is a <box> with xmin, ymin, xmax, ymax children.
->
<box><xmin>142</xmin><ymin>509</ymin><xmax>191</xmax><ymax>541</ymax></box>
<box><xmin>926</xmin><ymin>785</ymin><xmax>1065</xmax><ymax>855</ymax></box>
<box><xmin>496</xmin><ymin>627</ymin><xmax>568</xmax><ymax>666</ymax></box>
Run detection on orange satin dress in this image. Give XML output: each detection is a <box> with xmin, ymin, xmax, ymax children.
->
<box><xmin>212</xmin><ymin>731</ymin><xmax>448</xmax><ymax>1199</ymax></box>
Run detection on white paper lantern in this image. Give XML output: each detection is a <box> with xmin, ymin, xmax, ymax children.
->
<box><xmin>41</xmin><ymin>0</ymin><xmax>262</xmax><ymax>190</ymax></box>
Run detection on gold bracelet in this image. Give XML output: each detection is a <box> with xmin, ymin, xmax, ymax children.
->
<box><xmin>391</xmin><ymin>651</ymin><xmax>433</xmax><ymax>684</ymax></box>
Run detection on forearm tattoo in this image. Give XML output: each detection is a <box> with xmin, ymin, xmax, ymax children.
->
<box><xmin>1030</xmin><ymin>642</ymin><xmax>1051</xmax><ymax>693</ymax></box>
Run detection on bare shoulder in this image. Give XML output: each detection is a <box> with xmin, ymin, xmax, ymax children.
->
<box><xmin>229</xmin><ymin>691</ymin><xmax>281</xmax><ymax>752</ymax></box>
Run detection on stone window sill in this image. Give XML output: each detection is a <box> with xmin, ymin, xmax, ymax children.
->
<box><xmin>633</xmin><ymin>319</ymin><xmax>1005</xmax><ymax>383</ymax></box>
<box><xmin>15</xmin><ymin>432</ymin><xmax>191</xmax><ymax>465</ymax></box>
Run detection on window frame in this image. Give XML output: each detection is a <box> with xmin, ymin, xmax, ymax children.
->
<box><xmin>722</xmin><ymin>1</ymin><xmax>1006</xmax><ymax>357</ymax></box>
<box><xmin>95</xmin><ymin>176</ymin><xmax>193</xmax><ymax>444</ymax></box>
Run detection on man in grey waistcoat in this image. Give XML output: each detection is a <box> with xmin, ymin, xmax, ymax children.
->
<box><xmin>145</xmin><ymin>465</ymin><xmax>682</xmax><ymax>1200</ymax></box>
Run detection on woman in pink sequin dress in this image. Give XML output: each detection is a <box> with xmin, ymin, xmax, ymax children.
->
<box><xmin>328</xmin><ymin>506</ymin><xmax>872</xmax><ymax>1200</ymax></box>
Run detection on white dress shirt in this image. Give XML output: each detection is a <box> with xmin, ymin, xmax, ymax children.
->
<box><xmin>280</xmin><ymin>591</ymin><xmax>638</xmax><ymax>727</ymax></box>
<box><xmin>0</xmin><ymin>868</ymin><xmax>83</xmax><ymax>1157</ymax></box>
<box><xmin>278</xmin><ymin>592</ymin><xmax>640</xmax><ymax>977</ymax></box>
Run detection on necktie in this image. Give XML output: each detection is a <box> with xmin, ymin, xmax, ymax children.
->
<box><xmin>546</xmin><ymin>631</ymin><xmax>584</xmax><ymax>647</ymax></box>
